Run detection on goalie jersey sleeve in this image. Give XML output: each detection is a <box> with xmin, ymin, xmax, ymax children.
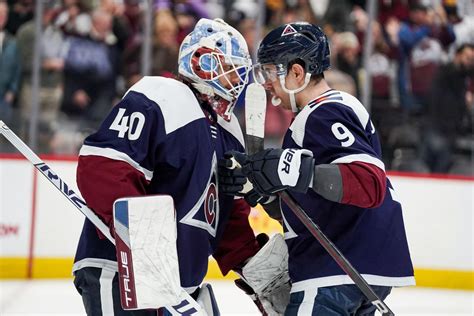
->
<box><xmin>73</xmin><ymin>76</ymin><xmax>258</xmax><ymax>289</ymax></box>
<box><xmin>282</xmin><ymin>90</ymin><xmax>415</xmax><ymax>290</ymax></box>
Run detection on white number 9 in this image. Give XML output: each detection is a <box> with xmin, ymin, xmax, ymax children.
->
<box><xmin>331</xmin><ymin>122</ymin><xmax>355</xmax><ymax>147</ymax></box>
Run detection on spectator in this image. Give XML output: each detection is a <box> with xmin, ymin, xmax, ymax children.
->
<box><xmin>0</xmin><ymin>1</ymin><xmax>21</xmax><ymax>125</ymax></box>
<box><xmin>5</xmin><ymin>0</ymin><xmax>33</xmax><ymax>35</ymax></box>
<box><xmin>310</xmin><ymin>0</ymin><xmax>353</xmax><ymax>32</ymax></box>
<box><xmin>99</xmin><ymin>0</ymin><xmax>132</xmax><ymax>94</ymax></box>
<box><xmin>60</xmin><ymin>8</ymin><xmax>119</xmax><ymax>130</ymax></box>
<box><xmin>121</xmin><ymin>0</ymin><xmax>143</xmax><ymax>88</ymax></box>
<box><xmin>377</xmin><ymin>0</ymin><xmax>410</xmax><ymax>26</ymax></box>
<box><xmin>151</xmin><ymin>9</ymin><xmax>179</xmax><ymax>77</ymax></box>
<box><xmin>281</xmin><ymin>0</ymin><xmax>316</xmax><ymax>25</ymax></box>
<box><xmin>16</xmin><ymin>7</ymin><xmax>68</xmax><ymax>152</ymax></box>
<box><xmin>334</xmin><ymin>31</ymin><xmax>361</xmax><ymax>96</ymax></box>
<box><xmin>99</xmin><ymin>0</ymin><xmax>131</xmax><ymax>59</ymax></box>
<box><xmin>369</xmin><ymin>21</ymin><xmax>398</xmax><ymax>102</ymax></box>
<box><xmin>422</xmin><ymin>43</ymin><xmax>474</xmax><ymax>173</ymax></box>
<box><xmin>154</xmin><ymin>0</ymin><xmax>209</xmax><ymax>44</ymax></box>
<box><xmin>369</xmin><ymin>20</ymin><xmax>404</xmax><ymax>163</ymax></box>
<box><xmin>54</xmin><ymin>0</ymin><xmax>92</xmax><ymax>36</ymax></box>
<box><xmin>397</xmin><ymin>2</ymin><xmax>455</xmax><ymax>114</ymax></box>
<box><xmin>443</xmin><ymin>0</ymin><xmax>474</xmax><ymax>53</ymax></box>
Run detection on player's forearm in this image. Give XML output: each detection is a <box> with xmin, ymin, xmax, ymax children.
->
<box><xmin>312</xmin><ymin>162</ymin><xmax>386</xmax><ymax>208</ymax></box>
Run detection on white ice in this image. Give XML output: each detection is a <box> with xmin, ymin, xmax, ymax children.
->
<box><xmin>0</xmin><ymin>280</ymin><xmax>472</xmax><ymax>315</ymax></box>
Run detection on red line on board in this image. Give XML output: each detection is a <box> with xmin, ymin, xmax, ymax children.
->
<box><xmin>27</xmin><ymin>168</ymin><xmax>38</xmax><ymax>279</ymax></box>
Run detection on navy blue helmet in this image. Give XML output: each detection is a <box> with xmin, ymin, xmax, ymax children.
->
<box><xmin>256</xmin><ymin>22</ymin><xmax>330</xmax><ymax>76</ymax></box>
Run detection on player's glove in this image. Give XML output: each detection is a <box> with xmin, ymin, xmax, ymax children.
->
<box><xmin>234</xmin><ymin>233</ymin><xmax>290</xmax><ymax>316</ymax></box>
<box><xmin>218</xmin><ymin>154</ymin><xmax>274</xmax><ymax>207</ymax></box>
<box><xmin>228</xmin><ymin>148</ymin><xmax>315</xmax><ymax>196</ymax></box>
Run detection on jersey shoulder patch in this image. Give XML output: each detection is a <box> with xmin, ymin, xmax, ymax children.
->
<box><xmin>125</xmin><ymin>76</ymin><xmax>205</xmax><ymax>135</ymax></box>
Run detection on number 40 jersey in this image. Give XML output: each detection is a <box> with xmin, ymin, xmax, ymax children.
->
<box><xmin>72</xmin><ymin>76</ymin><xmax>259</xmax><ymax>291</ymax></box>
<box><xmin>282</xmin><ymin>89</ymin><xmax>415</xmax><ymax>291</ymax></box>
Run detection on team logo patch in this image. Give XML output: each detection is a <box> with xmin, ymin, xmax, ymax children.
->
<box><xmin>179</xmin><ymin>153</ymin><xmax>220</xmax><ymax>237</ymax></box>
<box><xmin>281</xmin><ymin>24</ymin><xmax>297</xmax><ymax>36</ymax></box>
<box><xmin>204</xmin><ymin>183</ymin><xmax>217</xmax><ymax>225</ymax></box>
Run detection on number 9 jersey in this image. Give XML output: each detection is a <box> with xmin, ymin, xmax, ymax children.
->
<box><xmin>281</xmin><ymin>89</ymin><xmax>415</xmax><ymax>291</ymax></box>
<box><xmin>72</xmin><ymin>76</ymin><xmax>260</xmax><ymax>291</ymax></box>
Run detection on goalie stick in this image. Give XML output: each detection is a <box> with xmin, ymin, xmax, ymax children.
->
<box><xmin>242</xmin><ymin>88</ymin><xmax>395</xmax><ymax>316</ymax></box>
<box><xmin>0</xmin><ymin>120</ymin><xmax>209</xmax><ymax>316</ymax></box>
<box><xmin>0</xmin><ymin>121</ymin><xmax>114</xmax><ymax>243</ymax></box>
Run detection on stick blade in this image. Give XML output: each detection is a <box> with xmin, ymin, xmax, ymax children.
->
<box><xmin>245</xmin><ymin>83</ymin><xmax>267</xmax><ymax>155</ymax></box>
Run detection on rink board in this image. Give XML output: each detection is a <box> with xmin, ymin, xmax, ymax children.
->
<box><xmin>0</xmin><ymin>155</ymin><xmax>473</xmax><ymax>290</ymax></box>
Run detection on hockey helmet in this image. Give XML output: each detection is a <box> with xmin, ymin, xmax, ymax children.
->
<box><xmin>179</xmin><ymin>18</ymin><xmax>252</xmax><ymax>121</ymax></box>
<box><xmin>253</xmin><ymin>22</ymin><xmax>330</xmax><ymax>85</ymax></box>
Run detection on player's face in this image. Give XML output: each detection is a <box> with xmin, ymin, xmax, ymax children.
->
<box><xmin>256</xmin><ymin>64</ymin><xmax>295</xmax><ymax>110</ymax></box>
<box><xmin>218</xmin><ymin>64</ymin><xmax>242</xmax><ymax>90</ymax></box>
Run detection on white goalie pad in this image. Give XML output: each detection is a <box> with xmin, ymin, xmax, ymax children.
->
<box><xmin>114</xmin><ymin>195</ymin><xmax>209</xmax><ymax>316</ymax></box>
<box><xmin>114</xmin><ymin>195</ymin><xmax>182</xmax><ymax>309</ymax></box>
<box><xmin>241</xmin><ymin>233</ymin><xmax>291</xmax><ymax>315</ymax></box>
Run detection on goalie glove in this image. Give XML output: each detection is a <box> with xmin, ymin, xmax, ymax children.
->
<box><xmin>235</xmin><ymin>233</ymin><xmax>290</xmax><ymax>316</ymax></box>
<box><xmin>229</xmin><ymin>148</ymin><xmax>315</xmax><ymax>196</ymax></box>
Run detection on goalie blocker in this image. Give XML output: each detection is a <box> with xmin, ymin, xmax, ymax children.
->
<box><xmin>113</xmin><ymin>195</ymin><xmax>219</xmax><ymax>316</ymax></box>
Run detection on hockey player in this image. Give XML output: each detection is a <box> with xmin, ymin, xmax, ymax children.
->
<box><xmin>73</xmin><ymin>18</ymin><xmax>289</xmax><ymax>315</ymax></box>
<box><xmin>220</xmin><ymin>22</ymin><xmax>415</xmax><ymax>315</ymax></box>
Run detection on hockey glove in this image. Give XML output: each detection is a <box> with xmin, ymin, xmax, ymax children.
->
<box><xmin>218</xmin><ymin>154</ymin><xmax>274</xmax><ymax>207</ymax></box>
<box><xmin>218</xmin><ymin>155</ymin><xmax>249</xmax><ymax>196</ymax></box>
<box><xmin>234</xmin><ymin>233</ymin><xmax>290</xmax><ymax>316</ymax></box>
<box><xmin>229</xmin><ymin>148</ymin><xmax>315</xmax><ymax>196</ymax></box>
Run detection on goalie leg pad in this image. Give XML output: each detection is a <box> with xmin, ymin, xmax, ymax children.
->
<box><xmin>114</xmin><ymin>195</ymin><xmax>182</xmax><ymax>310</ymax></box>
<box><xmin>114</xmin><ymin>195</ymin><xmax>209</xmax><ymax>315</ymax></box>
<box><xmin>239</xmin><ymin>233</ymin><xmax>291</xmax><ymax>315</ymax></box>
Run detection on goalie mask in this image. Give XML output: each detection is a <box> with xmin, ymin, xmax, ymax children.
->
<box><xmin>179</xmin><ymin>18</ymin><xmax>252</xmax><ymax>121</ymax></box>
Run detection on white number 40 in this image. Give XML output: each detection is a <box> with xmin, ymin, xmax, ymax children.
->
<box><xmin>109</xmin><ymin>108</ymin><xmax>145</xmax><ymax>140</ymax></box>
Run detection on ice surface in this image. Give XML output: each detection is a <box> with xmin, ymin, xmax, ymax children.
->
<box><xmin>0</xmin><ymin>279</ymin><xmax>472</xmax><ymax>315</ymax></box>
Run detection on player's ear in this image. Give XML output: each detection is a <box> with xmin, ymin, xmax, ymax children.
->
<box><xmin>290</xmin><ymin>63</ymin><xmax>305</xmax><ymax>82</ymax></box>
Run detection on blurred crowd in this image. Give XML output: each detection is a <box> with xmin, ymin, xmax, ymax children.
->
<box><xmin>0</xmin><ymin>0</ymin><xmax>473</xmax><ymax>175</ymax></box>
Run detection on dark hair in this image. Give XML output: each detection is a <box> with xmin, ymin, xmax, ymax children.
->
<box><xmin>456</xmin><ymin>43</ymin><xmax>474</xmax><ymax>54</ymax></box>
<box><xmin>409</xmin><ymin>2</ymin><xmax>430</xmax><ymax>12</ymax></box>
<box><xmin>288</xmin><ymin>58</ymin><xmax>325</xmax><ymax>83</ymax></box>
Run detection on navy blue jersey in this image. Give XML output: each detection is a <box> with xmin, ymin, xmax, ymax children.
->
<box><xmin>281</xmin><ymin>90</ymin><xmax>415</xmax><ymax>291</ymax></box>
<box><xmin>73</xmin><ymin>76</ymin><xmax>254</xmax><ymax>291</ymax></box>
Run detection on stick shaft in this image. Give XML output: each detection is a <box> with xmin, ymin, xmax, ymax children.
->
<box><xmin>0</xmin><ymin>120</ymin><xmax>115</xmax><ymax>244</ymax></box>
<box><xmin>278</xmin><ymin>191</ymin><xmax>394</xmax><ymax>315</ymax></box>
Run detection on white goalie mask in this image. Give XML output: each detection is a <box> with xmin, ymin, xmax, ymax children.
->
<box><xmin>178</xmin><ymin>18</ymin><xmax>252</xmax><ymax>121</ymax></box>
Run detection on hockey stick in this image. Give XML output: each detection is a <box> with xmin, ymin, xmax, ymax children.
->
<box><xmin>0</xmin><ymin>120</ymin><xmax>115</xmax><ymax>243</ymax></box>
<box><xmin>243</xmin><ymin>89</ymin><xmax>395</xmax><ymax>315</ymax></box>
<box><xmin>0</xmin><ymin>120</ymin><xmax>210</xmax><ymax>316</ymax></box>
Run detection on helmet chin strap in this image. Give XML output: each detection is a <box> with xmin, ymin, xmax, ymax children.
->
<box><xmin>279</xmin><ymin>73</ymin><xmax>312</xmax><ymax>112</ymax></box>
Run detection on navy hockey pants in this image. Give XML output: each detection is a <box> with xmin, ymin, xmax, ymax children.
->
<box><xmin>285</xmin><ymin>284</ymin><xmax>392</xmax><ymax>316</ymax></box>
